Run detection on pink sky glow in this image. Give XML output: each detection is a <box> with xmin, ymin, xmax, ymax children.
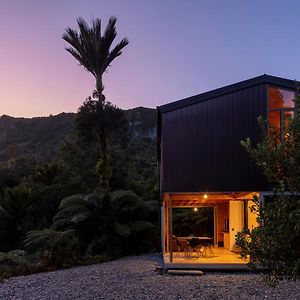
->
<box><xmin>1</xmin><ymin>1</ymin><xmax>300</xmax><ymax>117</ymax></box>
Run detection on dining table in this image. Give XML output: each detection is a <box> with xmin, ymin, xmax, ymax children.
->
<box><xmin>176</xmin><ymin>236</ymin><xmax>214</xmax><ymax>257</ymax></box>
<box><xmin>177</xmin><ymin>236</ymin><xmax>212</xmax><ymax>242</ymax></box>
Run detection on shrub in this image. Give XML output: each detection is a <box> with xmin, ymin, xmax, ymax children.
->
<box><xmin>25</xmin><ymin>229</ymin><xmax>80</xmax><ymax>268</ymax></box>
<box><xmin>0</xmin><ymin>250</ymin><xmax>37</xmax><ymax>281</ymax></box>
<box><xmin>239</xmin><ymin>92</ymin><xmax>300</xmax><ymax>283</ymax></box>
<box><xmin>52</xmin><ymin>190</ymin><xmax>158</xmax><ymax>258</ymax></box>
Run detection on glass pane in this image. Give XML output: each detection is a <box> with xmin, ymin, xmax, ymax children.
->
<box><xmin>269</xmin><ymin>111</ymin><xmax>280</xmax><ymax>132</ymax></box>
<box><xmin>269</xmin><ymin>86</ymin><xmax>295</xmax><ymax>109</ymax></box>
<box><xmin>284</xmin><ymin>111</ymin><xmax>294</xmax><ymax>129</ymax></box>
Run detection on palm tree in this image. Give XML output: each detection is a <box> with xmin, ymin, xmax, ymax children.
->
<box><xmin>34</xmin><ymin>163</ymin><xmax>61</xmax><ymax>185</ymax></box>
<box><xmin>63</xmin><ymin>17</ymin><xmax>129</xmax><ymax>190</ymax></box>
<box><xmin>0</xmin><ymin>185</ymin><xmax>30</xmax><ymax>250</ymax></box>
<box><xmin>25</xmin><ymin>229</ymin><xmax>79</xmax><ymax>267</ymax></box>
<box><xmin>51</xmin><ymin>190</ymin><xmax>158</xmax><ymax>257</ymax></box>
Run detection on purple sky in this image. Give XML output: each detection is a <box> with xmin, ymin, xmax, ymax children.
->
<box><xmin>1</xmin><ymin>0</ymin><xmax>300</xmax><ymax>117</ymax></box>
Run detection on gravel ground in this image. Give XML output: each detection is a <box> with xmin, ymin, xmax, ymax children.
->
<box><xmin>0</xmin><ymin>254</ymin><xmax>299</xmax><ymax>300</ymax></box>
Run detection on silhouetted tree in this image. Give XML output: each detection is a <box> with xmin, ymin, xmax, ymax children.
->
<box><xmin>76</xmin><ymin>96</ymin><xmax>128</xmax><ymax>184</ymax></box>
<box><xmin>63</xmin><ymin>17</ymin><xmax>129</xmax><ymax>190</ymax></box>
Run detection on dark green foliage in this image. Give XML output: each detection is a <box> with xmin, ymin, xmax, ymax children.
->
<box><xmin>0</xmin><ymin>113</ymin><xmax>75</xmax><ymax>164</ymax></box>
<box><xmin>0</xmin><ymin>16</ymin><xmax>158</xmax><ymax>278</ymax></box>
<box><xmin>76</xmin><ymin>97</ymin><xmax>128</xmax><ymax>143</ymax></box>
<box><xmin>76</xmin><ymin>96</ymin><xmax>128</xmax><ymax>187</ymax></box>
<box><xmin>236</xmin><ymin>192</ymin><xmax>300</xmax><ymax>284</ymax></box>
<box><xmin>33</xmin><ymin>163</ymin><xmax>62</xmax><ymax>186</ymax></box>
<box><xmin>19</xmin><ymin>162</ymin><xmax>76</xmax><ymax>231</ymax></box>
<box><xmin>0</xmin><ymin>113</ymin><xmax>75</xmax><ymax>188</ymax></box>
<box><xmin>0</xmin><ymin>186</ymin><xmax>30</xmax><ymax>251</ymax></box>
<box><xmin>25</xmin><ymin>229</ymin><xmax>80</xmax><ymax>268</ymax></box>
<box><xmin>109</xmin><ymin>137</ymin><xmax>157</xmax><ymax>200</ymax></box>
<box><xmin>237</xmin><ymin>93</ymin><xmax>300</xmax><ymax>283</ymax></box>
<box><xmin>235</xmin><ymin>228</ymin><xmax>251</xmax><ymax>259</ymax></box>
<box><xmin>52</xmin><ymin>190</ymin><xmax>158</xmax><ymax>258</ymax></box>
<box><xmin>57</xmin><ymin>135</ymin><xmax>99</xmax><ymax>193</ymax></box>
<box><xmin>0</xmin><ymin>250</ymin><xmax>36</xmax><ymax>281</ymax></box>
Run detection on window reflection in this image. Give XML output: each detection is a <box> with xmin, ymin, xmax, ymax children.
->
<box><xmin>268</xmin><ymin>86</ymin><xmax>295</xmax><ymax>139</ymax></box>
<box><xmin>269</xmin><ymin>111</ymin><xmax>280</xmax><ymax>131</ymax></box>
<box><xmin>269</xmin><ymin>86</ymin><xmax>294</xmax><ymax>109</ymax></box>
<box><xmin>284</xmin><ymin>111</ymin><xmax>294</xmax><ymax>128</ymax></box>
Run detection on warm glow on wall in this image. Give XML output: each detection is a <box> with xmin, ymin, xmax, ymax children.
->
<box><xmin>203</xmin><ymin>194</ymin><xmax>208</xmax><ymax>199</ymax></box>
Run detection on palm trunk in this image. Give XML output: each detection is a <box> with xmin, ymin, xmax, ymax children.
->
<box><xmin>99</xmin><ymin>129</ymin><xmax>109</xmax><ymax>191</ymax></box>
<box><xmin>96</xmin><ymin>76</ymin><xmax>109</xmax><ymax>191</ymax></box>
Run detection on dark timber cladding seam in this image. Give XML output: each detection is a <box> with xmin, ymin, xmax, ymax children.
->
<box><xmin>160</xmin><ymin>83</ymin><xmax>270</xmax><ymax>193</ymax></box>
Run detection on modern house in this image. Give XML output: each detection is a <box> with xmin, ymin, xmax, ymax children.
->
<box><xmin>157</xmin><ymin>74</ymin><xmax>297</xmax><ymax>269</ymax></box>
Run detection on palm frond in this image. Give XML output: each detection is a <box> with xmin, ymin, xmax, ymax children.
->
<box><xmin>58</xmin><ymin>194</ymin><xmax>86</xmax><ymax>210</ymax></box>
<box><xmin>92</xmin><ymin>18</ymin><xmax>101</xmax><ymax>53</ymax></box>
<box><xmin>63</xmin><ymin>28</ymin><xmax>81</xmax><ymax>51</ymax></box>
<box><xmin>53</xmin><ymin>205</ymin><xmax>88</xmax><ymax>221</ymax></box>
<box><xmin>104</xmin><ymin>38</ymin><xmax>129</xmax><ymax>70</ymax></box>
<box><xmin>128</xmin><ymin>221</ymin><xmax>154</xmax><ymax>233</ymax></box>
<box><xmin>71</xmin><ymin>212</ymin><xmax>90</xmax><ymax>223</ymax></box>
<box><xmin>100</xmin><ymin>16</ymin><xmax>117</xmax><ymax>58</ymax></box>
<box><xmin>51</xmin><ymin>218</ymin><xmax>72</xmax><ymax>230</ymax></box>
<box><xmin>63</xmin><ymin>16</ymin><xmax>128</xmax><ymax>89</ymax></box>
<box><xmin>0</xmin><ymin>206</ymin><xmax>13</xmax><ymax>220</ymax></box>
<box><xmin>0</xmin><ymin>186</ymin><xmax>29</xmax><ymax>222</ymax></box>
<box><xmin>25</xmin><ymin>229</ymin><xmax>75</xmax><ymax>248</ymax></box>
<box><xmin>114</xmin><ymin>222</ymin><xmax>130</xmax><ymax>238</ymax></box>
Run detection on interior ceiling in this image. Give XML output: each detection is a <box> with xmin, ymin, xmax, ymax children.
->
<box><xmin>165</xmin><ymin>192</ymin><xmax>258</xmax><ymax>207</ymax></box>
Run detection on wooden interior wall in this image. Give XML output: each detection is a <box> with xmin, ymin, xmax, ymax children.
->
<box><xmin>217</xmin><ymin>203</ymin><xmax>229</xmax><ymax>243</ymax></box>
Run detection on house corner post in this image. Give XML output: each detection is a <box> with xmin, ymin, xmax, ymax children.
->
<box><xmin>168</xmin><ymin>193</ymin><xmax>173</xmax><ymax>263</ymax></box>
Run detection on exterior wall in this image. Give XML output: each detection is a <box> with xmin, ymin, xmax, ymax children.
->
<box><xmin>229</xmin><ymin>200</ymin><xmax>244</xmax><ymax>251</ymax></box>
<box><xmin>160</xmin><ymin>84</ymin><xmax>268</xmax><ymax>193</ymax></box>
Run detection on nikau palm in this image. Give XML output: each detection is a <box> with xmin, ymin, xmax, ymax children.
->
<box><xmin>63</xmin><ymin>17</ymin><xmax>129</xmax><ymax>190</ymax></box>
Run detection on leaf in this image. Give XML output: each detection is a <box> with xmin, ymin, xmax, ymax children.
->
<box><xmin>114</xmin><ymin>222</ymin><xmax>130</xmax><ymax>238</ymax></box>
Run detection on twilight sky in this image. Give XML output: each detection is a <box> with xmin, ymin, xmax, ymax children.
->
<box><xmin>1</xmin><ymin>0</ymin><xmax>300</xmax><ymax>117</ymax></box>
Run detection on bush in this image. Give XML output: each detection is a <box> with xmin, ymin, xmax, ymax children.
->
<box><xmin>0</xmin><ymin>250</ymin><xmax>41</xmax><ymax>281</ymax></box>
<box><xmin>52</xmin><ymin>190</ymin><xmax>159</xmax><ymax>258</ymax></box>
<box><xmin>25</xmin><ymin>229</ymin><xmax>80</xmax><ymax>268</ymax></box>
<box><xmin>240</xmin><ymin>93</ymin><xmax>300</xmax><ymax>283</ymax></box>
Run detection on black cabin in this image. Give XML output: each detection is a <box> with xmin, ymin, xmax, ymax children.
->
<box><xmin>157</xmin><ymin>75</ymin><xmax>297</xmax><ymax>267</ymax></box>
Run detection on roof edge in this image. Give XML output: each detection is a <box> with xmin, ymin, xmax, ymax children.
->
<box><xmin>157</xmin><ymin>74</ymin><xmax>299</xmax><ymax>113</ymax></box>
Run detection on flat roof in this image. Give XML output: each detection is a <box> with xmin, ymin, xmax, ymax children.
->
<box><xmin>157</xmin><ymin>74</ymin><xmax>298</xmax><ymax>113</ymax></box>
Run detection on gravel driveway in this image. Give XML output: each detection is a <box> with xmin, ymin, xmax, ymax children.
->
<box><xmin>0</xmin><ymin>254</ymin><xmax>299</xmax><ymax>300</ymax></box>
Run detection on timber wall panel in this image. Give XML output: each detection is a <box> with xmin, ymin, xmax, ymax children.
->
<box><xmin>160</xmin><ymin>84</ymin><xmax>268</xmax><ymax>193</ymax></box>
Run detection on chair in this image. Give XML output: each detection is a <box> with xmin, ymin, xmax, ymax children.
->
<box><xmin>189</xmin><ymin>238</ymin><xmax>204</xmax><ymax>258</ymax></box>
<box><xmin>201</xmin><ymin>239</ymin><xmax>214</xmax><ymax>257</ymax></box>
<box><xmin>177</xmin><ymin>239</ymin><xmax>193</xmax><ymax>257</ymax></box>
<box><xmin>172</xmin><ymin>235</ymin><xmax>193</xmax><ymax>257</ymax></box>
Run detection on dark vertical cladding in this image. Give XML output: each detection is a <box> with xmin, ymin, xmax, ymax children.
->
<box><xmin>159</xmin><ymin>83</ymin><xmax>268</xmax><ymax>193</ymax></box>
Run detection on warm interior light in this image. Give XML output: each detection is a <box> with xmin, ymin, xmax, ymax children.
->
<box><xmin>193</xmin><ymin>207</ymin><xmax>198</xmax><ymax>212</ymax></box>
<box><xmin>203</xmin><ymin>194</ymin><xmax>208</xmax><ymax>199</ymax></box>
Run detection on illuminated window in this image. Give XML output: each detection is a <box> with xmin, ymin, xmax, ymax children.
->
<box><xmin>268</xmin><ymin>86</ymin><xmax>295</xmax><ymax>138</ymax></box>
